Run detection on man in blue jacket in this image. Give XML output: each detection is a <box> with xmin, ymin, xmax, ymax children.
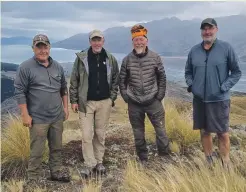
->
<box><xmin>185</xmin><ymin>18</ymin><xmax>242</xmax><ymax>167</ymax></box>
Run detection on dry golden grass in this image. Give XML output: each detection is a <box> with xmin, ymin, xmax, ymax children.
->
<box><xmin>230</xmin><ymin>96</ymin><xmax>246</xmax><ymax>126</ymax></box>
<box><xmin>231</xmin><ymin>96</ymin><xmax>246</xmax><ymax>111</ymax></box>
<box><xmin>1</xmin><ymin>180</ymin><xmax>46</xmax><ymax>192</ymax></box>
<box><xmin>1</xmin><ymin>115</ymin><xmax>49</xmax><ymax>179</ymax></box>
<box><xmin>145</xmin><ymin>99</ymin><xmax>200</xmax><ymax>153</ymax></box>
<box><xmin>82</xmin><ymin>180</ymin><xmax>102</xmax><ymax>192</ymax></box>
<box><xmin>122</xmin><ymin>154</ymin><xmax>246</xmax><ymax>192</ymax></box>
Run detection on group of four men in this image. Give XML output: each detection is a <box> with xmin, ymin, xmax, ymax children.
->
<box><xmin>14</xmin><ymin>18</ymin><xmax>241</xmax><ymax>183</ymax></box>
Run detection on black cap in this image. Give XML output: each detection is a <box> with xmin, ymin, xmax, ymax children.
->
<box><xmin>200</xmin><ymin>18</ymin><xmax>217</xmax><ymax>29</ymax></box>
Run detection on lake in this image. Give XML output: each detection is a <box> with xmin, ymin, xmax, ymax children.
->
<box><xmin>1</xmin><ymin>45</ymin><xmax>245</xmax><ymax>93</ymax></box>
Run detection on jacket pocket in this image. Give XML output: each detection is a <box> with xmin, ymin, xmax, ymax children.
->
<box><xmin>192</xmin><ymin>65</ymin><xmax>205</xmax><ymax>100</ymax></box>
<box><xmin>49</xmin><ymin>74</ymin><xmax>62</xmax><ymax>88</ymax></box>
<box><xmin>216</xmin><ymin>65</ymin><xmax>222</xmax><ymax>86</ymax></box>
<box><xmin>206</xmin><ymin>65</ymin><xmax>223</xmax><ymax>100</ymax></box>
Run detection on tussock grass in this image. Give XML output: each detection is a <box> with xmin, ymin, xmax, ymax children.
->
<box><xmin>82</xmin><ymin>180</ymin><xmax>102</xmax><ymax>192</ymax></box>
<box><xmin>1</xmin><ymin>115</ymin><xmax>49</xmax><ymax>179</ymax></box>
<box><xmin>122</xmin><ymin>155</ymin><xmax>246</xmax><ymax>192</ymax></box>
<box><xmin>1</xmin><ymin>180</ymin><xmax>46</xmax><ymax>192</ymax></box>
<box><xmin>145</xmin><ymin>99</ymin><xmax>200</xmax><ymax>153</ymax></box>
<box><xmin>230</xmin><ymin>97</ymin><xmax>246</xmax><ymax>126</ymax></box>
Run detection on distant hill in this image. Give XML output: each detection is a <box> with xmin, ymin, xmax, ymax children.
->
<box><xmin>1</xmin><ymin>62</ymin><xmax>18</xmax><ymax>102</ymax></box>
<box><xmin>53</xmin><ymin>15</ymin><xmax>246</xmax><ymax>58</ymax></box>
<box><xmin>1</xmin><ymin>36</ymin><xmax>33</xmax><ymax>45</ymax></box>
<box><xmin>1</xmin><ymin>62</ymin><xmax>19</xmax><ymax>72</ymax></box>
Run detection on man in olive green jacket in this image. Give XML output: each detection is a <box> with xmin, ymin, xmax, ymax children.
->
<box><xmin>69</xmin><ymin>29</ymin><xmax>119</xmax><ymax>177</ymax></box>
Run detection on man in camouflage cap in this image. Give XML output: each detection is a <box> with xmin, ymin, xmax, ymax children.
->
<box><xmin>14</xmin><ymin>34</ymin><xmax>70</xmax><ymax>186</ymax></box>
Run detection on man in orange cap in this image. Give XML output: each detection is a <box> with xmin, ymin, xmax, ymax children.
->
<box><xmin>119</xmin><ymin>25</ymin><xmax>170</xmax><ymax>164</ymax></box>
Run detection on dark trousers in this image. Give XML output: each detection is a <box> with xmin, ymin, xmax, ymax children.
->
<box><xmin>128</xmin><ymin>99</ymin><xmax>169</xmax><ymax>160</ymax></box>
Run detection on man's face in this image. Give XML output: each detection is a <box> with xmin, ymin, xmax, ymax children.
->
<box><xmin>201</xmin><ymin>24</ymin><xmax>218</xmax><ymax>44</ymax></box>
<box><xmin>32</xmin><ymin>43</ymin><xmax>50</xmax><ymax>62</ymax></box>
<box><xmin>132</xmin><ymin>36</ymin><xmax>148</xmax><ymax>54</ymax></box>
<box><xmin>90</xmin><ymin>37</ymin><xmax>104</xmax><ymax>53</ymax></box>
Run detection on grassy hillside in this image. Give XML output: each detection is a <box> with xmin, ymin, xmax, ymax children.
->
<box><xmin>1</xmin><ymin>96</ymin><xmax>246</xmax><ymax>191</ymax></box>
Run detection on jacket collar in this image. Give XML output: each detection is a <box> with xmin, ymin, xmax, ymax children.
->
<box><xmin>33</xmin><ymin>56</ymin><xmax>53</xmax><ymax>67</ymax></box>
<box><xmin>201</xmin><ymin>38</ymin><xmax>217</xmax><ymax>51</ymax></box>
<box><xmin>76</xmin><ymin>47</ymin><xmax>111</xmax><ymax>61</ymax></box>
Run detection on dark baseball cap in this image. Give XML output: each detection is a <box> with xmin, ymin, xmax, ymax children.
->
<box><xmin>33</xmin><ymin>34</ymin><xmax>50</xmax><ymax>46</ymax></box>
<box><xmin>200</xmin><ymin>18</ymin><xmax>217</xmax><ymax>29</ymax></box>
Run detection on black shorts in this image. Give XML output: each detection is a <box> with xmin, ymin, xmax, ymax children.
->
<box><xmin>193</xmin><ymin>98</ymin><xmax>230</xmax><ymax>133</ymax></box>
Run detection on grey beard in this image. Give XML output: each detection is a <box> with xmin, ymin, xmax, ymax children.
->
<box><xmin>135</xmin><ymin>47</ymin><xmax>145</xmax><ymax>54</ymax></box>
<box><xmin>203</xmin><ymin>36</ymin><xmax>216</xmax><ymax>44</ymax></box>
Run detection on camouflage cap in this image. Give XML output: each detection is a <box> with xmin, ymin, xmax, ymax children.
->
<box><xmin>89</xmin><ymin>29</ymin><xmax>104</xmax><ymax>40</ymax></box>
<box><xmin>33</xmin><ymin>34</ymin><xmax>50</xmax><ymax>46</ymax></box>
<box><xmin>200</xmin><ymin>18</ymin><xmax>217</xmax><ymax>29</ymax></box>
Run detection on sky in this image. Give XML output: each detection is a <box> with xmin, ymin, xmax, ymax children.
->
<box><xmin>1</xmin><ymin>1</ymin><xmax>246</xmax><ymax>41</ymax></box>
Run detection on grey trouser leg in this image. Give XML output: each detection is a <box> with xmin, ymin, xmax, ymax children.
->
<box><xmin>128</xmin><ymin>99</ymin><xmax>170</xmax><ymax>160</ymax></box>
<box><xmin>145</xmin><ymin>100</ymin><xmax>169</xmax><ymax>155</ymax></box>
<box><xmin>128</xmin><ymin>101</ymin><xmax>148</xmax><ymax>161</ymax></box>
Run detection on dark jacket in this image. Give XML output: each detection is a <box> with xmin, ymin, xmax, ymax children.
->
<box><xmin>119</xmin><ymin>49</ymin><xmax>166</xmax><ymax>104</ymax></box>
<box><xmin>69</xmin><ymin>48</ymin><xmax>119</xmax><ymax>113</ymax></box>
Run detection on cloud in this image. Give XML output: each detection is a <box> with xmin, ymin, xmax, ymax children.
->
<box><xmin>1</xmin><ymin>1</ymin><xmax>246</xmax><ymax>40</ymax></box>
<box><xmin>175</xmin><ymin>1</ymin><xmax>246</xmax><ymax>20</ymax></box>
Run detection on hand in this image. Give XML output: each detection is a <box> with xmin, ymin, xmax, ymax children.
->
<box><xmin>123</xmin><ymin>95</ymin><xmax>128</xmax><ymax>103</ymax></box>
<box><xmin>64</xmin><ymin>108</ymin><xmax>69</xmax><ymax>120</ymax></box>
<box><xmin>71</xmin><ymin>104</ymin><xmax>79</xmax><ymax>113</ymax></box>
<box><xmin>187</xmin><ymin>86</ymin><xmax>192</xmax><ymax>93</ymax></box>
<box><xmin>22</xmin><ymin>114</ymin><xmax>32</xmax><ymax>128</ymax></box>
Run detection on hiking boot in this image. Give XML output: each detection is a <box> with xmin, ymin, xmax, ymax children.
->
<box><xmin>80</xmin><ymin>166</ymin><xmax>94</xmax><ymax>178</ymax></box>
<box><xmin>94</xmin><ymin>163</ymin><xmax>106</xmax><ymax>174</ymax></box>
<box><xmin>158</xmin><ymin>147</ymin><xmax>172</xmax><ymax>157</ymax></box>
<box><xmin>50</xmin><ymin>168</ymin><xmax>70</xmax><ymax>182</ymax></box>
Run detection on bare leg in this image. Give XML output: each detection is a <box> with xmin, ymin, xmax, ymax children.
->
<box><xmin>201</xmin><ymin>130</ymin><xmax>213</xmax><ymax>164</ymax></box>
<box><xmin>218</xmin><ymin>132</ymin><xmax>230</xmax><ymax>166</ymax></box>
<box><xmin>201</xmin><ymin>130</ymin><xmax>213</xmax><ymax>156</ymax></box>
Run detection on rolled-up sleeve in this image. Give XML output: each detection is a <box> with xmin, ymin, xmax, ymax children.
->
<box><xmin>14</xmin><ymin>66</ymin><xmax>29</xmax><ymax>104</ymax></box>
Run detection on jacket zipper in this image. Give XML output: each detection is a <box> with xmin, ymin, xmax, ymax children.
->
<box><xmin>204</xmin><ymin>52</ymin><xmax>208</xmax><ymax>101</ymax></box>
<box><xmin>46</xmin><ymin>68</ymin><xmax>51</xmax><ymax>85</ymax></box>
<box><xmin>97</xmin><ymin>54</ymin><xmax>100</xmax><ymax>92</ymax></box>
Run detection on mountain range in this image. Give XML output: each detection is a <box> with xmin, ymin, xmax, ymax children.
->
<box><xmin>2</xmin><ymin>15</ymin><xmax>246</xmax><ymax>58</ymax></box>
<box><xmin>52</xmin><ymin>15</ymin><xmax>246</xmax><ymax>57</ymax></box>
